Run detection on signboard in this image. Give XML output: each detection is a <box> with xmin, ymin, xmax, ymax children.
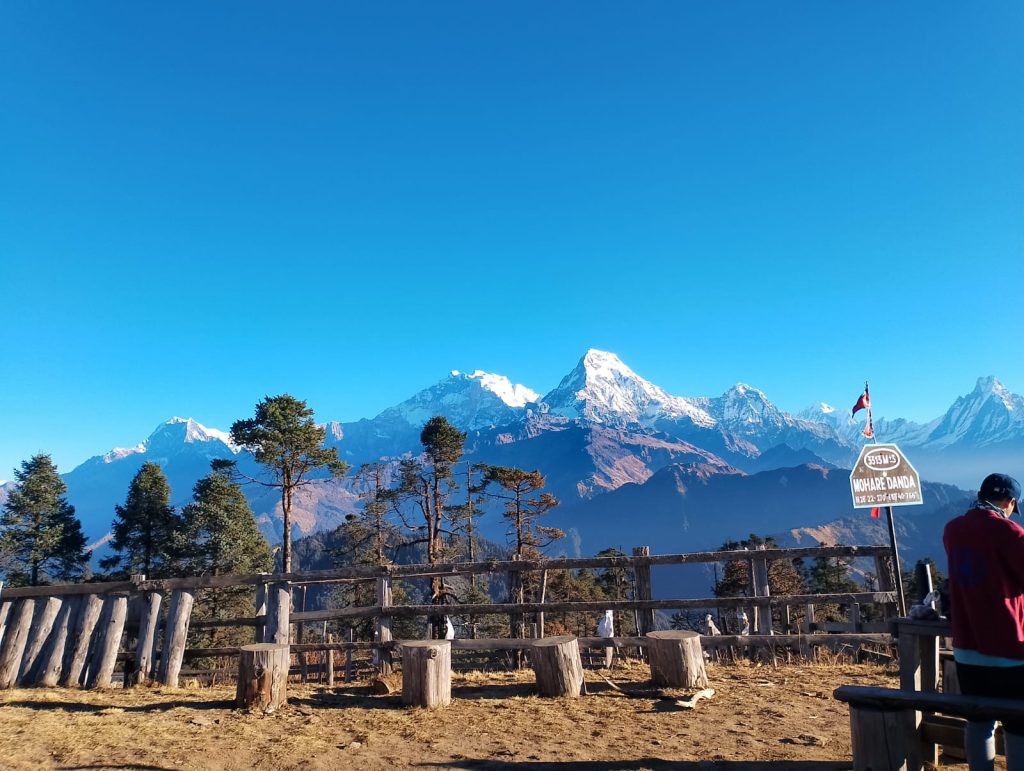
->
<box><xmin>849</xmin><ymin>443</ymin><xmax>923</xmax><ymax>508</ymax></box>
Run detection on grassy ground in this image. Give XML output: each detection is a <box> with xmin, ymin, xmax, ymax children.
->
<box><xmin>0</xmin><ymin>658</ymin><xmax>985</xmax><ymax>770</ymax></box>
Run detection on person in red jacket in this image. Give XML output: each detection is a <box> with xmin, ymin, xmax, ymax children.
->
<box><xmin>944</xmin><ymin>472</ymin><xmax>1024</xmax><ymax>771</ymax></box>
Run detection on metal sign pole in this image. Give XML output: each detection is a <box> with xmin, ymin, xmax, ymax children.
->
<box><xmin>885</xmin><ymin>505</ymin><xmax>907</xmax><ymax>616</ymax></box>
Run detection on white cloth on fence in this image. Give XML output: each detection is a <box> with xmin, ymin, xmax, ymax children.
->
<box><xmin>738</xmin><ymin>609</ymin><xmax>750</xmax><ymax>635</ymax></box>
<box><xmin>597</xmin><ymin>610</ymin><xmax>614</xmax><ymax>638</ymax></box>
<box><xmin>444</xmin><ymin>616</ymin><xmax>455</xmax><ymax>640</ymax></box>
<box><xmin>705</xmin><ymin>613</ymin><xmax>721</xmax><ymax>636</ymax></box>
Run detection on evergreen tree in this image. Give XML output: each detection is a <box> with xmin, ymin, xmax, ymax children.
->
<box><xmin>390</xmin><ymin>416</ymin><xmax>466</xmax><ymax>636</ymax></box>
<box><xmin>179</xmin><ymin>469</ymin><xmax>273</xmax><ymax>648</ymax></box>
<box><xmin>226</xmin><ymin>394</ymin><xmax>348</xmax><ymax>573</ymax></box>
<box><xmin>101</xmin><ymin>462</ymin><xmax>180</xmax><ymax>578</ymax></box>
<box><xmin>805</xmin><ymin>542</ymin><xmax>862</xmax><ymax>623</ymax></box>
<box><xmin>713</xmin><ymin>534</ymin><xmax>805</xmax><ymax>631</ymax></box>
<box><xmin>0</xmin><ymin>454</ymin><xmax>87</xmax><ymax>586</ymax></box>
<box><xmin>483</xmin><ymin>466</ymin><xmax>562</xmax><ymax>638</ymax></box>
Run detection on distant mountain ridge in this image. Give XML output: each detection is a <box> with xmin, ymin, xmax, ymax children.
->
<box><xmin>7</xmin><ymin>349</ymin><xmax>1020</xmax><ymax>568</ymax></box>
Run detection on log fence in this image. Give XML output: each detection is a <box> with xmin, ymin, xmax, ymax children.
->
<box><xmin>0</xmin><ymin>544</ymin><xmax>897</xmax><ymax>690</ymax></box>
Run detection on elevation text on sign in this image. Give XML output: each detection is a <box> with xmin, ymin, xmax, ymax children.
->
<box><xmin>849</xmin><ymin>443</ymin><xmax>923</xmax><ymax>508</ymax></box>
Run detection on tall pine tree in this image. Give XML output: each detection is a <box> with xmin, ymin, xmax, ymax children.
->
<box><xmin>227</xmin><ymin>394</ymin><xmax>348</xmax><ymax>573</ymax></box>
<box><xmin>179</xmin><ymin>469</ymin><xmax>273</xmax><ymax>648</ymax></box>
<box><xmin>101</xmin><ymin>462</ymin><xmax>180</xmax><ymax>578</ymax></box>
<box><xmin>0</xmin><ymin>454</ymin><xmax>87</xmax><ymax>586</ymax></box>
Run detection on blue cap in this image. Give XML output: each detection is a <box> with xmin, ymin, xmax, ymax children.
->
<box><xmin>980</xmin><ymin>473</ymin><xmax>1021</xmax><ymax>514</ymax></box>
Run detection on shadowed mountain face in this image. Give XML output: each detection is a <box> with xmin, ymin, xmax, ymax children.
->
<box><xmin>19</xmin><ymin>350</ymin><xmax>1020</xmax><ymax>567</ymax></box>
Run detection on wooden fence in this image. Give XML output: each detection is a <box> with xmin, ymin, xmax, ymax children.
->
<box><xmin>0</xmin><ymin>543</ymin><xmax>898</xmax><ymax>689</ymax></box>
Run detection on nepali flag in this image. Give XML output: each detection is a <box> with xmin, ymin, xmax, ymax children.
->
<box><xmin>851</xmin><ymin>384</ymin><xmax>870</xmax><ymax>416</ymax></box>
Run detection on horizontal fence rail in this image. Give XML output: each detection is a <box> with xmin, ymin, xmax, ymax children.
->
<box><xmin>0</xmin><ymin>544</ymin><xmax>892</xmax><ymax>600</ymax></box>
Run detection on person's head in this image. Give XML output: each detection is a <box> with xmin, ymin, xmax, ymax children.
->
<box><xmin>979</xmin><ymin>473</ymin><xmax>1022</xmax><ymax>518</ymax></box>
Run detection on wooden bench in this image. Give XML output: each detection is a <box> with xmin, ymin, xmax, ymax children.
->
<box><xmin>834</xmin><ymin>685</ymin><xmax>1024</xmax><ymax>770</ymax></box>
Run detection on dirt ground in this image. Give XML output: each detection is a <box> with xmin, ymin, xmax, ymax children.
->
<box><xmin>0</xmin><ymin>658</ymin><xmax>986</xmax><ymax>770</ymax></box>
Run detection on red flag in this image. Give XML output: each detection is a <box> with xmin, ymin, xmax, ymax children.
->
<box><xmin>870</xmin><ymin>507</ymin><xmax>881</xmax><ymax>519</ymax></box>
<box><xmin>864</xmin><ymin>412</ymin><xmax>874</xmax><ymax>439</ymax></box>
<box><xmin>851</xmin><ymin>384</ymin><xmax>870</xmax><ymax>416</ymax></box>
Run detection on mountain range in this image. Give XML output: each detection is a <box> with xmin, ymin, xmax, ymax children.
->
<box><xmin>4</xmin><ymin>349</ymin><xmax>1020</xmax><ymax>579</ymax></box>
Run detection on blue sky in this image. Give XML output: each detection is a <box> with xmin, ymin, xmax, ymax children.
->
<box><xmin>1</xmin><ymin>2</ymin><xmax>1022</xmax><ymax>476</ymax></box>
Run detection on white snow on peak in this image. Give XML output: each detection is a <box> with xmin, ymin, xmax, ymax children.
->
<box><xmin>162</xmin><ymin>417</ymin><xmax>239</xmax><ymax>449</ymax></box>
<box><xmin>819</xmin><ymin>403</ymin><xmax>836</xmax><ymax>415</ymax></box>
<box><xmin>462</xmin><ymin>370</ymin><xmax>540</xmax><ymax>408</ymax></box>
<box><xmin>543</xmin><ymin>349</ymin><xmax>716</xmax><ymax>427</ymax></box>
<box><xmin>101</xmin><ymin>417</ymin><xmax>238</xmax><ymax>463</ymax></box>
<box><xmin>102</xmin><ymin>442</ymin><xmax>148</xmax><ymax>463</ymax></box>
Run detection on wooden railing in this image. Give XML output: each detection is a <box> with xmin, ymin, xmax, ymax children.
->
<box><xmin>0</xmin><ymin>543</ymin><xmax>897</xmax><ymax>688</ymax></box>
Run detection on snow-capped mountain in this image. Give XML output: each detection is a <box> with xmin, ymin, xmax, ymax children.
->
<box><xmin>377</xmin><ymin>369</ymin><xmax>539</xmax><ymax>432</ymax></box>
<box><xmin>11</xmin><ymin>349</ymin><xmax>1023</xmax><ymax>569</ymax></box>
<box><xmin>917</xmin><ymin>376</ymin><xmax>1024</xmax><ymax>449</ymax></box>
<box><xmin>540</xmin><ymin>349</ymin><xmax>715</xmax><ymax>428</ymax></box>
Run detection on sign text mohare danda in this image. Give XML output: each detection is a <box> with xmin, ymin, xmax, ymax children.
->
<box><xmin>849</xmin><ymin>443</ymin><xmax>923</xmax><ymax>508</ymax></box>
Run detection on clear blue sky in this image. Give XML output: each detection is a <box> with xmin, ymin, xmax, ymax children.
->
<box><xmin>1</xmin><ymin>2</ymin><xmax>1022</xmax><ymax>477</ymax></box>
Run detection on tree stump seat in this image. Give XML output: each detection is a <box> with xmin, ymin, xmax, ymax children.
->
<box><xmin>529</xmin><ymin>635</ymin><xmax>584</xmax><ymax>698</ymax></box>
<box><xmin>237</xmin><ymin>643</ymin><xmax>289</xmax><ymax>714</ymax></box>
<box><xmin>400</xmin><ymin>640</ymin><xmax>451</xmax><ymax>708</ymax></box>
<box><xmin>645</xmin><ymin>630</ymin><xmax>709</xmax><ymax>688</ymax></box>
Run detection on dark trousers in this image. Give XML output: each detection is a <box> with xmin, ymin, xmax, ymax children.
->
<box><xmin>956</xmin><ymin>661</ymin><xmax>1024</xmax><ymax>734</ymax></box>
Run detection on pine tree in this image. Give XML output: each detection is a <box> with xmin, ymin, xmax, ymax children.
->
<box><xmin>483</xmin><ymin>466</ymin><xmax>562</xmax><ymax>638</ymax></box>
<box><xmin>179</xmin><ymin>470</ymin><xmax>274</xmax><ymax>648</ymax></box>
<box><xmin>713</xmin><ymin>534</ymin><xmax>805</xmax><ymax>632</ymax></box>
<box><xmin>227</xmin><ymin>394</ymin><xmax>348</xmax><ymax>573</ymax></box>
<box><xmin>101</xmin><ymin>462</ymin><xmax>180</xmax><ymax>578</ymax></box>
<box><xmin>0</xmin><ymin>454</ymin><xmax>87</xmax><ymax>586</ymax></box>
<box><xmin>391</xmin><ymin>416</ymin><xmax>466</xmax><ymax>637</ymax></box>
<box><xmin>805</xmin><ymin>542</ymin><xmax>862</xmax><ymax>623</ymax></box>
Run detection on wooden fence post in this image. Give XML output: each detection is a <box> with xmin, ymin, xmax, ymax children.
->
<box><xmin>632</xmin><ymin>546</ymin><xmax>655</xmax><ymax>635</ymax></box>
<box><xmin>254</xmin><ymin>574</ymin><xmax>270</xmax><ymax>644</ymax></box>
<box><xmin>62</xmin><ymin>594</ymin><xmax>103</xmax><ymax>687</ymax></box>
<box><xmin>158</xmin><ymin>589</ymin><xmax>195</xmax><ymax>687</ymax></box>
<box><xmin>131</xmin><ymin>592</ymin><xmax>162</xmax><ymax>686</ymax></box>
<box><xmin>266</xmin><ymin>581</ymin><xmax>291</xmax><ymax>646</ymax></box>
<box><xmin>345</xmin><ymin>627</ymin><xmax>354</xmax><ymax>682</ymax></box>
<box><xmin>874</xmin><ymin>553</ymin><xmax>898</xmax><ymax>620</ymax></box>
<box><xmin>327</xmin><ymin>633</ymin><xmax>335</xmax><ymax>687</ymax></box>
<box><xmin>34</xmin><ymin>596</ymin><xmax>80</xmax><ymax>687</ymax></box>
<box><xmin>88</xmin><ymin>594</ymin><xmax>128</xmax><ymax>689</ymax></box>
<box><xmin>18</xmin><ymin>596</ymin><xmax>63</xmax><ymax>686</ymax></box>
<box><xmin>751</xmin><ymin>545</ymin><xmax>772</xmax><ymax>635</ymax></box>
<box><xmin>0</xmin><ymin>598</ymin><xmax>35</xmax><ymax>689</ymax></box>
<box><xmin>375</xmin><ymin>575</ymin><xmax>393</xmax><ymax>674</ymax></box>
<box><xmin>297</xmin><ymin>585</ymin><xmax>307</xmax><ymax>682</ymax></box>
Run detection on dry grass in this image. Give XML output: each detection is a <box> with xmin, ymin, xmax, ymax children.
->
<box><xmin>0</xmin><ymin>658</ymin><xmax>976</xmax><ymax>770</ymax></box>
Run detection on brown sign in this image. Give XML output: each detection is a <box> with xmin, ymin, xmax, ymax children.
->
<box><xmin>849</xmin><ymin>443</ymin><xmax>923</xmax><ymax>508</ymax></box>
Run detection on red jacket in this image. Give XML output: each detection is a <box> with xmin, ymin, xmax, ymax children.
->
<box><xmin>944</xmin><ymin>506</ymin><xmax>1024</xmax><ymax>660</ymax></box>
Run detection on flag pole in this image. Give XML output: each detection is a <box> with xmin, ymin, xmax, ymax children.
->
<box><xmin>866</xmin><ymin>381</ymin><xmax>906</xmax><ymax>616</ymax></box>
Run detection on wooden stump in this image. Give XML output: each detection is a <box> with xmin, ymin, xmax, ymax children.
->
<box><xmin>236</xmin><ymin>643</ymin><xmax>289</xmax><ymax>714</ymax></box>
<box><xmin>848</xmin><ymin>704</ymin><xmax>921</xmax><ymax>771</ymax></box>
<box><xmin>400</xmin><ymin>640</ymin><xmax>451</xmax><ymax>709</ymax></box>
<box><xmin>18</xmin><ymin>596</ymin><xmax>63</xmax><ymax>686</ymax></box>
<box><xmin>35</xmin><ymin>596</ymin><xmax>81</xmax><ymax>687</ymax></box>
<box><xmin>88</xmin><ymin>594</ymin><xmax>128</xmax><ymax>689</ymax></box>
<box><xmin>130</xmin><ymin>591</ymin><xmax>162</xmax><ymax>687</ymax></box>
<box><xmin>0</xmin><ymin>598</ymin><xmax>35</xmax><ymax>689</ymax></box>
<box><xmin>158</xmin><ymin>589</ymin><xmax>195</xmax><ymax>687</ymax></box>
<box><xmin>0</xmin><ymin>599</ymin><xmax>13</xmax><ymax>653</ymax></box>
<box><xmin>61</xmin><ymin>594</ymin><xmax>103</xmax><ymax>687</ymax></box>
<box><xmin>646</xmin><ymin>630</ymin><xmax>709</xmax><ymax>688</ymax></box>
<box><xmin>530</xmin><ymin>635</ymin><xmax>584</xmax><ymax>698</ymax></box>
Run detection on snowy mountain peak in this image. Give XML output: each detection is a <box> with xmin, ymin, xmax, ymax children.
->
<box><xmin>451</xmin><ymin>370</ymin><xmax>540</xmax><ymax>408</ymax></box>
<box><xmin>541</xmin><ymin>350</ymin><xmax>715</xmax><ymax>428</ymax></box>
<box><xmin>376</xmin><ymin>369</ymin><xmax>539</xmax><ymax>431</ymax></box>
<box><xmin>101</xmin><ymin>417</ymin><xmax>239</xmax><ymax>464</ymax></box>
<box><xmin>973</xmin><ymin>376</ymin><xmax>1014</xmax><ymax>407</ymax></box>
